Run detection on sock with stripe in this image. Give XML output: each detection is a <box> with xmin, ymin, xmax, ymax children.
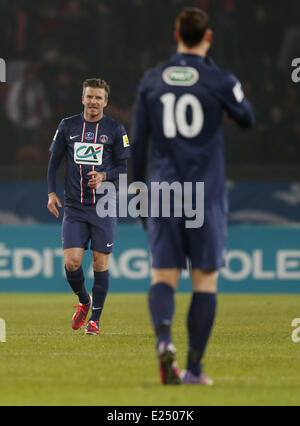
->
<box><xmin>65</xmin><ymin>265</ymin><xmax>90</xmax><ymax>305</ymax></box>
<box><xmin>89</xmin><ymin>270</ymin><xmax>110</xmax><ymax>322</ymax></box>
<box><xmin>148</xmin><ymin>282</ymin><xmax>175</xmax><ymax>347</ymax></box>
<box><xmin>186</xmin><ymin>292</ymin><xmax>217</xmax><ymax>376</ymax></box>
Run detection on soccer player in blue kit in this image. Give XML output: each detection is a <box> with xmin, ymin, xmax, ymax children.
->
<box><xmin>131</xmin><ymin>8</ymin><xmax>255</xmax><ymax>384</ymax></box>
<box><xmin>47</xmin><ymin>78</ymin><xmax>130</xmax><ymax>335</ymax></box>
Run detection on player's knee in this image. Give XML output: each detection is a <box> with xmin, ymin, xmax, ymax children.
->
<box><xmin>93</xmin><ymin>260</ymin><xmax>108</xmax><ymax>272</ymax></box>
<box><xmin>192</xmin><ymin>269</ymin><xmax>218</xmax><ymax>293</ymax></box>
<box><xmin>93</xmin><ymin>253</ymin><xmax>109</xmax><ymax>272</ymax></box>
<box><xmin>65</xmin><ymin>259</ymin><xmax>82</xmax><ymax>272</ymax></box>
<box><xmin>152</xmin><ymin>268</ymin><xmax>180</xmax><ymax>290</ymax></box>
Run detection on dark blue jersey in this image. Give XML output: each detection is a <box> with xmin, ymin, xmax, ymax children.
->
<box><xmin>131</xmin><ymin>53</ymin><xmax>255</xmax><ymax>205</ymax></box>
<box><xmin>49</xmin><ymin>113</ymin><xmax>130</xmax><ymax>205</ymax></box>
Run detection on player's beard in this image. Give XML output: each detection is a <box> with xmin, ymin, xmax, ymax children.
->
<box><xmin>86</xmin><ymin>106</ymin><xmax>102</xmax><ymax>119</ymax></box>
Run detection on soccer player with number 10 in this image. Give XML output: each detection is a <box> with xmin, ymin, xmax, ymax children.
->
<box><xmin>132</xmin><ymin>7</ymin><xmax>255</xmax><ymax>385</ymax></box>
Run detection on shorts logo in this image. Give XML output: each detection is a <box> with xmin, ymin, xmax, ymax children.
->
<box><xmin>85</xmin><ymin>132</ymin><xmax>94</xmax><ymax>141</ymax></box>
<box><xmin>162</xmin><ymin>66</ymin><xmax>199</xmax><ymax>86</ymax></box>
<box><xmin>123</xmin><ymin>134</ymin><xmax>130</xmax><ymax>147</ymax></box>
<box><xmin>74</xmin><ymin>142</ymin><xmax>103</xmax><ymax>165</ymax></box>
<box><xmin>100</xmin><ymin>134</ymin><xmax>108</xmax><ymax>143</ymax></box>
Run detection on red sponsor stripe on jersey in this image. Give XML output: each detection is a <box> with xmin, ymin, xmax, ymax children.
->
<box><xmin>80</xmin><ymin>122</ymin><xmax>87</xmax><ymax>204</ymax></box>
<box><xmin>92</xmin><ymin>123</ymin><xmax>99</xmax><ymax>205</ymax></box>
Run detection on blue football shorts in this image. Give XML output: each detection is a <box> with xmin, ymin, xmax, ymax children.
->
<box><xmin>62</xmin><ymin>201</ymin><xmax>117</xmax><ymax>253</ymax></box>
<box><xmin>147</xmin><ymin>202</ymin><xmax>227</xmax><ymax>271</ymax></box>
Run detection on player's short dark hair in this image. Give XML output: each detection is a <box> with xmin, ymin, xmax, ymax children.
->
<box><xmin>175</xmin><ymin>7</ymin><xmax>211</xmax><ymax>48</ymax></box>
<box><xmin>82</xmin><ymin>78</ymin><xmax>110</xmax><ymax>98</ymax></box>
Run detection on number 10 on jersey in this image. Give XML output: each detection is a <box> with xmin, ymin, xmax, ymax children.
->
<box><xmin>160</xmin><ymin>93</ymin><xmax>204</xmax><ymax>139</ymax></box>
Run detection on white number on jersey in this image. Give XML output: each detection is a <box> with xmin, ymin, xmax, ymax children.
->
<box><xmin>160</xmin><ymin>93</ymin><xmax>204</xmax><ymax>138</ymax></box>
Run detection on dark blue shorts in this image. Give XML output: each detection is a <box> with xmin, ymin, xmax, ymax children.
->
<box><xmin>147</xmin><ymin>203</ymin><xmax>227</xmax><ymax>270</ymax></box>
<box><xmin>62</xmin><ymin>202</ymin><xmax>117</xmax><ymax>253</ymax></box>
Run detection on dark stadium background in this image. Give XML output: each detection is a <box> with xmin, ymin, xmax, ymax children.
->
<box><xmin>0</xmin><ymin>0</ymin><xmax>300</xmax><ymax>292</ymax></box>
<box><xmin>1</xmin><ymin>0</ymin><xmax>299</xmax><ymax>179</ymax></box>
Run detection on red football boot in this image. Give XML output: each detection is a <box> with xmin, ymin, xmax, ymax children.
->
<box><xmin>72</xmin><ymin>297</ymin><xmax>91</xmax><ymax>330</ymax></box>
<box><xmin>85</xmin><ymin>320</ymin><xmax>100</xmax><ymax>335</ymax></box>
<box><xmin>157</xmin><ymin>342</ymin><xmax>181</xmax><ymax>385</ymax></box>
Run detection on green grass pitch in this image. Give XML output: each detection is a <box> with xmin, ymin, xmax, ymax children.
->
<box><xmin>0</xmin><ymin>293</ymin><xmax>300</xmax><ymax>406</ymax></box>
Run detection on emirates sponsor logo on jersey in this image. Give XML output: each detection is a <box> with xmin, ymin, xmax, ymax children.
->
<box><xmin>162</xmin><ymin>66</ymin><xmax>199</xmax><ymax>86</ymax></box>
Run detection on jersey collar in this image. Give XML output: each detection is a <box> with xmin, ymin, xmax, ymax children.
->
<box><xmin>81</xmin><ymin>112</ymin><xmax>106</xmax><ymax>124</ymax></box>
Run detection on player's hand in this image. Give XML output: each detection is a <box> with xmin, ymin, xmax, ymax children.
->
<box><xmin>87</xmin><ymin>171</ymin><xmax>106</xmax><ymax>190</ymax></box>
<box><xmin>47</xmin><ymin>192</ymin><xmax>62</xmax><ymax>218</ymax></box>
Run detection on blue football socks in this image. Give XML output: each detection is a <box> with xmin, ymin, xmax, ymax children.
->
<box><xmin>148</xmin><ymin>282</ymin><xmax>175</xmax><ymax>346</ymax></box>
<box><xmin>89</xmin><ymin>270</ymin><xmax>110</xmax><ymax>322</ymax></box>
<box><xmin>65</xmin><ymin>265</ymin><xmax>90</xmax><ymax>305</ymax></box>
<box><xmin>186</xmin><ymin>292</ymin><xmax>217</xmax><ymax>376</ymax></box>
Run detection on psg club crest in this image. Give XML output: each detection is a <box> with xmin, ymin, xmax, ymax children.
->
<box><xmin>100</xmin><ymin>134</ymin><xmax>108</xmax><ymax>143</ymax></box>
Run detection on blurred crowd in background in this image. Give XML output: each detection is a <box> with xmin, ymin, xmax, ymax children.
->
<box><xmin>0</xmin><ymin>0</ymin><xmax>299</xmax><ymax>178</ymax></box>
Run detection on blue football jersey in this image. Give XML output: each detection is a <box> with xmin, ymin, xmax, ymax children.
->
<box><xmin>50</xmin><ymin>113</ymin><xmax>130</xmax><ymax>205</ymax></box>
<box><xmin>131</xmin><ymin>53</ymin><xmax>255</xmax><ymax>205</ymax></box>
